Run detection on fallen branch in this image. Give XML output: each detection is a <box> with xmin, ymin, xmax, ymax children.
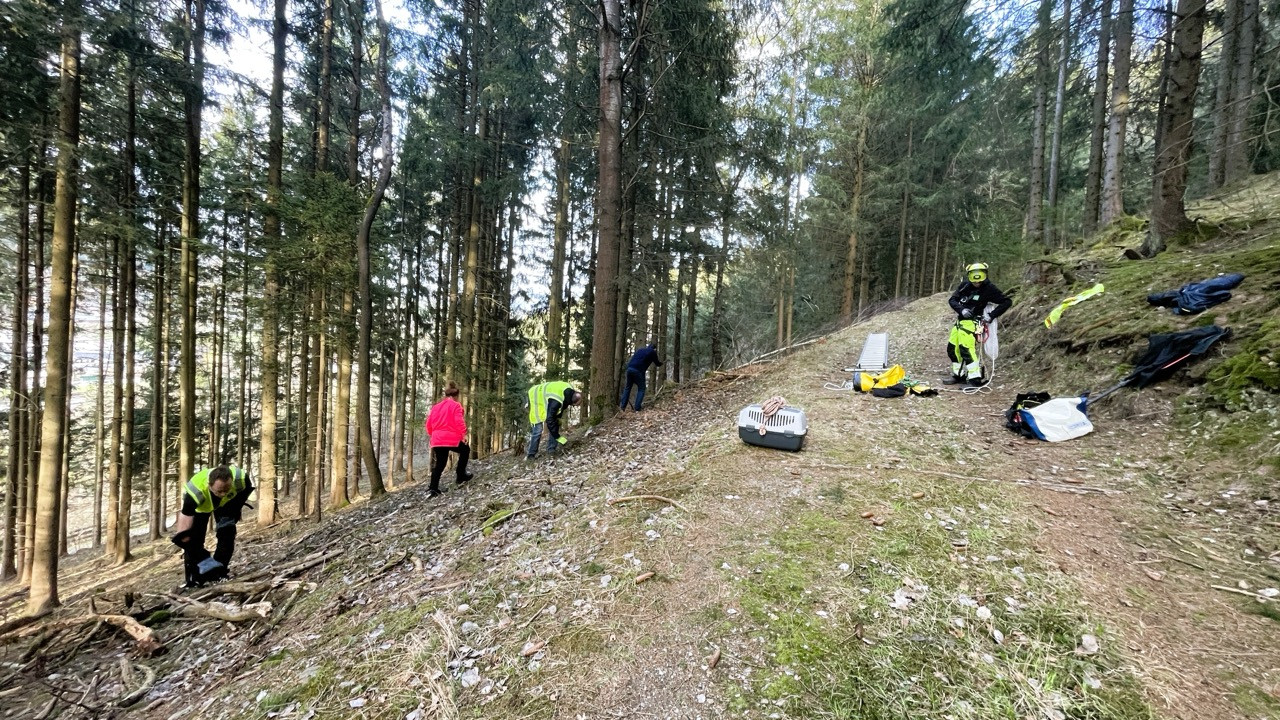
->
<box><xmin>164</xmin><ymin>594</ymin><xmax>273</xmax><ymax>623</ymax></box>
<box><xmin>0</xmin><ymin>610</ymin><xmax>51</xmax><ymax>639</ymax></box>
<box><xmin>113</xmin><ymin>661</ymin><xmax>155</xmax><ymax>702</ymax></box>
<box><xmin>350</xmin><ymin>551</ymin><xmax>410</xmax><ymax>590</ymax></box>
<box><xmin>9</xmin><ymin>614</ymin><xmax>166</xmax><ymax>656</ymax></box>
<box><xmin>607</xmin><ymin>495</ymin><xmax>689</xmax><ymax>513</ymax></box>
<box><xmin>461</xmin><ymin>506</ymin><xmax>535</xmax><ymax>541</ymax></box>
<box><xmin>730</xmin><ymin>336</ymin><xmax>826</xmax><ymax>371</ymax></box>
<box><xmin>1210</xmin><ymin>585</ymin><xmax>1273</xmax><ymax>602</ymax></box>
<box><xmin>192</xmin><ymin>548</ymin><xmax>345</xmax><ymax>602</ymax></box>
<box><xmin>249</xmin><ymin>583</ymin><xmax>308</xmax><ymax>646</ymax></box>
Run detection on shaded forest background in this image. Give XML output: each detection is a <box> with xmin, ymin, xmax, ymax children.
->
<box><xmin>2</xmin><ymin>0</ymin><xmax>1277</xmax><ymax>612</ymax></box>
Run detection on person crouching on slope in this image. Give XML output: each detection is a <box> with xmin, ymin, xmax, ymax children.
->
<box><xmin>526</xmin><ymin>381</ymin><xmax>581</xmax><ymax>460</ymax></box>
<box><xmin>945</xmin><ymin>262</ymin><xmax>1011</xmax><ymax>387</ymax></box>
<box><xmin>172</xmin><ymin>465</ymin><xmax>253</xmax><ymax>587</ymax></box>
<box><xmin>620</xmin><ymin>342</ymin><xmax>663</xmax><ymax>411</ymax></box>
<box><xmin>424</xmin><ymin>380</ymin><xmax>473</xmax><ymax>499</ymax></box>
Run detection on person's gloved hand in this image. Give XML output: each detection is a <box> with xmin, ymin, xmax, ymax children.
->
<box><xmin>171</xmin><ymin>529</ymin><xmax>195</xmax><ymax>548</ymax></box>
<box><xmin>556</xmin><ymin>436</ymin><xmax>568</xmax><ymax>446</ymax></box>
<box><xmin>982</xmin><ymin>311</ymin><xmax>992</xmax><ymax>323</ymax></box>
<box><xmin>961</xmin><ymin>308</ymin><xmax>973</xmax><ymax>319</ymax></box>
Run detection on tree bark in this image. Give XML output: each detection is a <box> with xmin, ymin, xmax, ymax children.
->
<box><xmin>1044</xmin><ymin>0</ymin><xmax>1074</xmax><ymax>249</ymax></box>
<box><xmin>1223</xmin><ymin>0</ymin><xmax>1258</xmax><ymax>184</ymax></box>
<box><xmin>331</xmin><ymin>290</ymin><xmax>353</xmax><ymax>508</ymax></box>
<box><xmin>1147</xmin><ymin>0</ymin><xmax>1208</xmax><ymax>256</ymax></box>
<box><xmin>148</xmin><ymin>222</ymin><xmax>167</xmax><ymax>539</ymax></box>
<box><xmin>894</xmin><ymin>123</ymin><xmax>912</xmax><ymax>298</ymax></box>
<box><xmin>841</xmin><ymin>118</ymin><xmax>867</xmax><ymax>320</ymax></box>
<box><xmin>5</xmin><ymin>162</ymin><xmax>30</xmax><ymax>579</ymax></box>
<box><xmin>1101</xmin><ymin>0</ymin><xmax>1134</xmax><ymax>226</ymax></box>
<box><xmin>258</xmin><ymin>0</ymin><xmax>286</xmax><ymax>526</ymax></box>
<box><xmin>29</xmin><ymin>4</ymin><xmax>80</xmax><ymax>613</ymax></box>
<box><xmin>1026</xmin><ymin>0</ymin><xmax>1052</xmax><ymax>241</ymax></box>
<box><xmin>358</xmin><ymin>0</ymin><xmax>393</xmax><ymax>496</ymax></box>
<box><xmin>1083</xmin><ymin>0</ymin><xmax>1112</xmax><ymax>234</ymax></box>
<box><xmin>1209</xmin><ymin>0</ymin><xmax>1241</xmax><ymax>187</ymax></box>
<box><xmin>179</xmin><ymin>0</ymin><xmax>205</xmax><ymax>503</ymax></box>
<box><xmin>589</xmin><ymin>0</ymin><xmax>623</xmax><ymax>421</ymax></box>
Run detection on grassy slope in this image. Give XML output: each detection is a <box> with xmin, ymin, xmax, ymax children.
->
<box><xmin>4</xmin><ymin>177</ymin><xmax>1279</xmax><ymax>720</ymax></box>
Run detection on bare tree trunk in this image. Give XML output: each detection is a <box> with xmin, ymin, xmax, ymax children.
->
<box><xmin>310</xmin><ymin>298</ymin><xmax>327</xmax><ymax>523</ymax></box>
<box><xmin>178</xmin><ymin>0</ymin><xmax>205</xmax><ymax>504</ymax></box>
<box><xmin>1101</xmin><ymin>0</ymin><xmax>1134</xmax><ymax>226</ymax></box>
<box><xmin>148</xmin><ymin>222</ymin><xmax>166</xmax><ymax>539</ymax></box>
<box><xmin>295</xmin><ymin>292</ymin><xmax>313</xmax><ymax>512</ymax></box>
<box><xmin>257</xmin><ymin>0</ymin><xmax>286</xmax><ymax>526</ymax></box>
<box><xmin>1083</xmin><ymin>0</ymin><xmax>1112</xmax><ymax>234</ymax></box>
<box><xmin>1026</xmin><ymin>0</ymin><xmax>1052</xmax><ymax>240</ymax></box>
<box><xmin>1223</xmin><ymin>0</ymin><xmax>1258</xmax><ymax>184</ymax></box>
<box><xmin>1147</xmin><ymin>0</ymin><xmax>1208</xmax><ymax>256</ymax></box>
<box><xmin>29</xmin><ymin>3</ymin><xmax>80</xmax><ymax>613</ymax></box>
<box><xmin>683</xmin><ymin>256</ymin><xmax>697</xmax><ymax>381</ymax></box>
<box><xmin>841</xmin><ymin>119</ymin><xmax>867</xmax><ymax>320</ymax></box>
<box><xmin>331</xmin><ymin>290</ymin><xmax>353</xmax><ymax>508</ymax></box>
<box><xmin>1044</xmin><ymin>0</ymin><xmax>1074</xmax><ymax>249</ymax></box>
<box><xmin>548</xmin><ymin>131</ymin><xmax>570</xmax><ymax>376</ymax></box>
<box><xmin>4</xmin><ymin>162</ymin><xmax>30</xmax><ymax>578</ymax></box>
<box><xmin>589</xmin><ymin>0</ymin><xmax>623</xmax><ymax>420</ymax></box>
<box><xmin>358</xmin><ymin>0</ymin><xmax>393</xmax><ymax>496</ymax></box>
<box><xmin>23</xmin><ymin>145</ymin><xmax>50</xmax><ymax>585</ymax></box>
<box><xmin>93</xmin><ymin>270</ymin><xmax>106</xmax><ymax>548</ymax></box>
<box><xmin>1209</xmin><ymin>0</ymin><xmax>1241</xmax><ymax>187</ymax></box>
<box><xmin>107</xmin><ymin>236</ymin><xmax>123</xmax><ymax>556</ymax></box>
<box><xmin>894</xmin><ymin>123</ymin><xmax>913</xmax><ymax>298</ymax></box>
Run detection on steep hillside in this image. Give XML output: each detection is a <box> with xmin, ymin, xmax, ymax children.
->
<box><xmin>3</xmin><ymin>179</ymin><xmax>1279</xmax><ymax>719</ymax></box>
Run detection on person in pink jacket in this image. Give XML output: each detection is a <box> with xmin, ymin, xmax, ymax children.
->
<box><xmin>424</xmin><ymin>381</ymin><xmax>473</xmax><ymax>498</ymax></box>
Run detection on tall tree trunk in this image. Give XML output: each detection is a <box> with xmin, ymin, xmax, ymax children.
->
<box><xmin>117</xmin><ymin>63</ymin><xmax>139</xmax><ymax>560</ymax></box>
<box><xmin>894</xmin><ymin>123</ymin><xmax>913</xmax><ymax>298</ymax></box>
<box><xmin>1027</xmin><ymin>0</ymin><xmax>1052</xmax><ymax>240</ymax></box>
<box><xmin>107</xmin><ymin>236</ymin><xmax>123</xmax><ymax>556</ymax></box>
<box><xmin>58</xmin><ymin>247</ymin><xmax>76</xmax><ymax>557</ymax></box>
<box><xmin>331</xmin><ymin>290</ymin><xmax>353</xmax><ymax>508</ymax></box>
<box><xmin>310</xmin><ymin>297</ymin><xmax>327</xmax><ymax>522</ymax></box>
<box><xmin>1101</xmin><ymin>0</ymin><xmax>1134</xmax><ymax>226</ymax></box>
<box><xmin>4</xmin><ymin>162</ymin><xmax>30</xmax><ymax>579</ymax></box>
<box><xmin>1044</xmin><ymin>0</ymin><xmax>1074</xmax><ymax>249</ymax></box>
<box><xmin>1209</xmin><ymin>0</ymin><xmax>1241</xmax><ymax>187</ymax></box>
<box><xmin>148</xmin><ymin>221</ymin><xmax>167</xmax><ymax>539</ymax></box>
<box><xmin>683</xmin><ymin>256</ymin><xmax>697</xmax><ymax>381</ymax></box>
<box><xmin>295</xmin><ymin>293</ymin><xmax>312</xmax><ymax>510</ymax></box>
<box><xmin>179</xmin><ymin>0</ymin><xmax>205</xmax><ymax>501</ymax></box>
<box><xmin>1147</xmin><ymin>0</ymin><xmax>1208</xmax><ymax>256</ymax></box>
<box><xmin>673</xmin><ymin>254</ymin><xmax>685</xmax><ymax>382</ymax></box>
<box><xmin>589</xmin><ymin>0</ymin><xmax>623</xmax><ymax>420</ymax></box>
<box><xmin>358</xmin><ymin>0</ymin><xmax>393</xmax><ymax>496</ymax></box>
<box><xmin>257</xmin><ymin>0</ymin><xmax>286</xmax><ymax>526</ymax></box>
<box><xmin>548</xmin><ymin>130</ymin><xmax>571</xmax><ymax>376</ymax></box>
<box><xmin>841</xmin><ymin>118</ymin><xmax>867</xmax><ymax>319</ymax></box>
<box><xmin>1223</xmin><ymin>0</ymin><xmax>1258</xmax><ymax>184</ymax></box>
<box><xmin>1083</xmin><ymin>0</ymin><xmax>1112</xmax><ymax>234</ymax></box>
<box><xmin>29</xmin><ymin>3</ymin><xmax>80</xmax><ymax>613</ymax></box>
<box><xmin>23</xmin><ymin>144</ymin><xmax>50</xmax><ymax>585</ymax></box>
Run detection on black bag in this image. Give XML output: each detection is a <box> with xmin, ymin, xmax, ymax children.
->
<box><xmin>1004</xmin><ymin>391</ymin><xmax>1051</xmax><ymax>439</ymax></box>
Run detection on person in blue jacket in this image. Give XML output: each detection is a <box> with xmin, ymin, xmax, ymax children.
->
<box><xmin>620</xmin><ymin>342</ymin><xmax>663</xmax><ymax>411</ymax></box>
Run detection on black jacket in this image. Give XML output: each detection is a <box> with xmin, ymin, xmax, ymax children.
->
<box><xmin>949</xmin><ymin>281</ymin><xmax>1012</xmax><ymax>320</ymax></box>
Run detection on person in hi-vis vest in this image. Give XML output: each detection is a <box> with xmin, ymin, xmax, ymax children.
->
<box><xmin>171</xmin><ymin>465</ymin><xmax>253</xmax><ymax>587</ymax></box>
<box><xmin>526</xmin><ymin>381</ymin><xmax>580</xmax><ymax>459</ymax></box>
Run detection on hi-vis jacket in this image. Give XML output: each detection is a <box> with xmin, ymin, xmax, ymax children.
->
<box><xmin>184</xmin><ymin>466</ymin><xmax>250</xmax><ymax>515</ymax></box>
<box><xmin>527</xmin><ymin>381</ymin><xmax>574</xmax><ymax>425</ymax></box>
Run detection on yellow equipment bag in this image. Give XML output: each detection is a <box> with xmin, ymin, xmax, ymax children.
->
<box><xmin>853</xmin><ymin>365</ymin><xmax>906</xmax><ymax>392</ymax></box>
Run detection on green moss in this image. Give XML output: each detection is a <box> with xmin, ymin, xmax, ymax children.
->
<box><xmin>1206</xmin><ymin>316</ymin><xmax>1280</xmax><ymax>407</ymax></box>
<box><xmin>1232</xmin><ymin>683</ymin><xmax>1280</xmax><ymax>717</ymax></box>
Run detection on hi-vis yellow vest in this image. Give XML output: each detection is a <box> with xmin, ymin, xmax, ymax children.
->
<box><xmin>184</xmin><ymin>466</ymin><xmax>248</xmax><ymax>514</ymax></box>
<box><xmin>527</xmin><ymin>381</ymin><xmax>572</xmax><ymax>424</ymax></box>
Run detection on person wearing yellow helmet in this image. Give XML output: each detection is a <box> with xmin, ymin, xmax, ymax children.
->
<box><xmin>945</xmin><ymin>262</ymin><xmax>1012</xmax><ymax>386</ymax></box>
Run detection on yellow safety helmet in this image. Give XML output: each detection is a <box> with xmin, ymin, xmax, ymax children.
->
<box><xmin>965</xmin><ymin>262</ymin><xmax>989</xmax><ymax>283</ymax></box>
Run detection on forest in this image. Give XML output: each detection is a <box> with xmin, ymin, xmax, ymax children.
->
<box><xmin>2</xmin><ymin>0</ymin><xmax>1276</xmax><ymax>617</ymax></box>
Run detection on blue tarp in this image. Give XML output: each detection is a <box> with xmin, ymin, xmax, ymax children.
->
<box><xmin>1147</xmin><ymin>273</ymin><xmax>1245</xmax><ymax>315</ymax></box>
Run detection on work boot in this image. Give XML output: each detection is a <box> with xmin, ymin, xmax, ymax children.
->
<box><xmin>457</xmin><ymin>472</ymin><xmax>474</xmax><ymax>484</ymax></box>
<box><xmin>943</xmin><ymin>375</ymin><xmax>966</xmax><ymax>385</ymax></box>
<box><xmin>428</xmin><ymin>488</ymin><xmax>443</xmax><ymax>499</ymax></box>
<box><xmin>967</xmin><ymin>376</ymin><xmax>988</xmax><ymax>387</ymax></box>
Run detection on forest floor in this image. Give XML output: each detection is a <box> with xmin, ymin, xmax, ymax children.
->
<box><xmin>3</xmin><ymin>198</ymin><xmax>1280</xmax><ymax>719</ymax></box>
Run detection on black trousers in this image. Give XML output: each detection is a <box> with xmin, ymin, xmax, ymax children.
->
<box><xmin>182</xmin><ymin>512</ymin><xmax>237</xmax><ymax>585</ymax></box>
<box><xmin>430</xmin><ymin>442</ymin><xmax>471</xmax><ymax>491</ymax></box>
